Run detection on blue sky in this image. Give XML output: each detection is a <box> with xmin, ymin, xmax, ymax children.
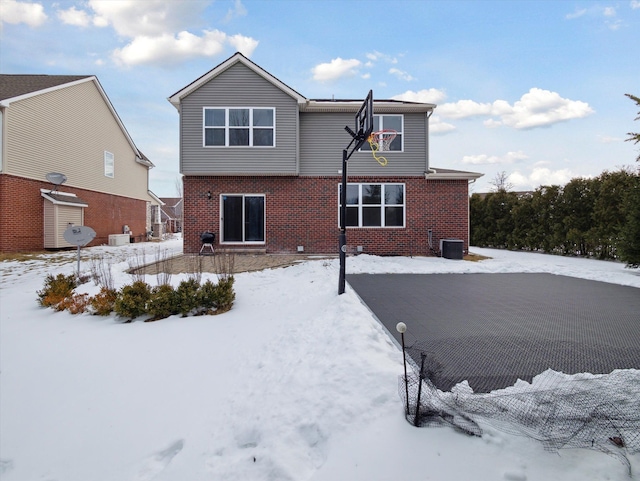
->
<box><xmin>1</xmin><ymin>0</ymin><xmax>639</xmax><ymax>196</ymax></box>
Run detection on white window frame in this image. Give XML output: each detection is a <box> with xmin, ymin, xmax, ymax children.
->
<box><xmin>104</xmin><ymin>151</ymin><xmax>114</xmax><ymax>178</ymax></box>
<box><xmin>338</xmin><ymin>183</ymin><xmax>406</xmax><ymax>228</ymax></box>
<box><xmin>360</xmin><ymin>114</ymin><xmax>404</xmax><ymax>152</ymax></box>
<box><xmin>203</xmin><ymin>107</ymin><xmax>275</xmax><ymax>147</ymax></box>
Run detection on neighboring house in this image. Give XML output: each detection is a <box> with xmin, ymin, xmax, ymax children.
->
<box><xmin>168</xmin><ymin>53</ymin><xmax>482</xmax><ymax>256</ymax></box>
<box><xmin>0</xmin><ymin>74</ymin><xmax>160</xmax><ymax>252</ymax></box>
<box><xmin>159</xmin><ymin>197</ymin><xmax>183</xmax><ymax>233</ymax></box>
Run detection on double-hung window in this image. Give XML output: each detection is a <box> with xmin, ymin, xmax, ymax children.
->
<box><xmin>204</xmin><ymin>107</ymin><xmax>275</xmax><ymax>147</ymax></box>
<box><xmin>339</xmin><ymin>183</ymin><xmax>405</xmax><ymax>227</ymax></box>
<box><xmin>361</xmin><ymin>114</ymin><xmax>403</xmax><ymax>151</ymax></box>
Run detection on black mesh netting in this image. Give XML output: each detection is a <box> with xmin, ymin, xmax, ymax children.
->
<box><xmin>399</xmin><ymin>348</ymin><xmax>640</xmax><ymax>476</ymax></box>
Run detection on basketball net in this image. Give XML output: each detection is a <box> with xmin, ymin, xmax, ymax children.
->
<box><xmin>367</xmin><ymin>129</ymin><xmax>396</xmax><ymax>166</ymax></box>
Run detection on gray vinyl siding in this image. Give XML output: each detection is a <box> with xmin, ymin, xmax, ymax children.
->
<box><xmin>299</xmin><ymin>112</ymin><xmax>428</xmax><ymax>176</ymax></box>
<box><xmin>180</xmin><ymin>63</ymin><xmax>299</xmax><ymax>175</ymax></box>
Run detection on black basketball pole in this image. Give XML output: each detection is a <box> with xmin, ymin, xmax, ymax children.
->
<box><xmin>338</xmin><ymin>148</ymin><xmax>348</xmax><ymax>295</ymax></box>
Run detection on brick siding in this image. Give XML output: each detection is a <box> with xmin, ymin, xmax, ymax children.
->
<box><xmin>0</xmin><ymin>174</ymin><xmax>147</xmax><ymax>253</ymax></box>
<box><xmin>183</xmin><ymin>176</ymin><xmax>469</xmax><ymax>256</ymax></box>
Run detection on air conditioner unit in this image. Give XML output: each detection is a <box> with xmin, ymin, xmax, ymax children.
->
<box><xmin>108</xmin><ymin>234</ymin><xmax>130</xmax><ymax>246</ymax></box>
<box><xmin>440</xmin><ymin>239</ymin><xmax>463</xmax><ymax>260</ymax></box>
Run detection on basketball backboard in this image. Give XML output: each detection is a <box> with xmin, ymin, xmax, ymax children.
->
<box><xmin>345</xmin><ymin>90</ymin><xmax>373</xmax><ymax>154</ymax></box>
<box><xmin>354</xmin><ymin>89</ymin><xmax>373</xmax><ymax>150</ymax></box>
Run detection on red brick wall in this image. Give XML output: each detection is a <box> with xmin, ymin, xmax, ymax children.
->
<box><xmin>183</xmin><ymin>176</ymin><xmax>470</xmax><ymax>256</ymax></box>
<box><xmin>0</xmin><ymin>174</ymin><xmax>147</xmax><ymax>253</ymax></box>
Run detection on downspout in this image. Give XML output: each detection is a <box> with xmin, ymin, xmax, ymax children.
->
<box><xmin>425</xmin><ymin>109</ymin><xmax>436</xmax><ymax>177</ymax></box>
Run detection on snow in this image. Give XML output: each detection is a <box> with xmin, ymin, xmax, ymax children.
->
<box><xmin>1</xmin><ymin>239</ymin><xmax>638</xmax><ymax>481</ymax></box>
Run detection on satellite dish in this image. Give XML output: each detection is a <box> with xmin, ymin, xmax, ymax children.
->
<box><xmin>64</xmin><ymin>225</ymin><xmax>96</xmax><ymax>247</ymax></box>
<box><xmin>46</xmin><ymin>172</ymin><xmax>67</xmax><ymax>192</ymax></box>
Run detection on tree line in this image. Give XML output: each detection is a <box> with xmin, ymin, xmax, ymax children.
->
<box><xmin>470</xmin><ymin>167</ymin><xmax>640</xmax><ymax>267</ymax></box>
<box><xmin>471</xmin><ymin>93</ymin><xmax>640</xmax><ymax>268</ymax></box>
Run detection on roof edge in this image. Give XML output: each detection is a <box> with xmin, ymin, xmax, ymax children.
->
<box><xmin>425</xmin><ymin>167</ymin><xmax>484</xmax><ymax>180</ymax></box>
<box><xmin>168</xmin><ymin>52</ymin><xmax>307</xmax><ymax>109</ymax></box>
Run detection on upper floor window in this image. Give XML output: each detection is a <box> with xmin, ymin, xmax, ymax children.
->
<box><xmin>361</xmin><ymin>114</ymin><xmax>403</xmax><ymax>152</ymax></box>
<box><xmin>104</xmin><ymin>151</ymin><xmax>114</xmax><ymax>178</ymax></box>
<box><xmin>204</xmin><ymin>107</ymin><xmax>275</xmax><ymax>147</ymax></box>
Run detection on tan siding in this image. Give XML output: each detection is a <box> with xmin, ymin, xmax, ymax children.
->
<box><xmin>4</xmin><ymin>80</ymin><xmax>150</xmax><ymax>200</ymax></box>
<box><xmin>43</xmin><ymin>200</ymin><xmax>55</xmax><ymax>247</ymax></box>
<box><xmin>180</xmin><ymin>63</ymin><xmax>299</xmax><ymax>175</ymax></box>
<box><xmin>299</xmin><ymin>112</ymin><xmax>428</xmax><ymax>176</ymax></box>
<box><xmin>43</xmin><ymin>202</ymin><xmax>83</xmax><ymax>248</ymax></box>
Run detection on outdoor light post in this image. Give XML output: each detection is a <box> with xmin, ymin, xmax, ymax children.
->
<box><xmin>396</xmin><ymin>322</ymin><xmax>410</xmax><ymax>416</ymax></box>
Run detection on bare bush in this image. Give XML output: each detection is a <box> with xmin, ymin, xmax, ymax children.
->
<box><xmin>127</xmin><ymin>248</ymin><xmax>146</xmax><ymax>283</ymax></box>
<box><xmin>89</xmin><ymin>254</ymin><xmax>115</xmax><ymax>290</ymax></box>
<box><xmin>214</xmin><ymin>252</ymin><xmax>235</xmax><ymax>281</ymax></box>
<box><xmin>184</xmin><ymin>255</ymin><xmax>203</xmax><ymax>284</ymax></box>
<box><xmin>154</xmin><ymin>246</ymin><xmax>173</xmax><ymax>286</ymax></box>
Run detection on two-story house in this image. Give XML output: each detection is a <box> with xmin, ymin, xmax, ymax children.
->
<box><xmin>0</xmin><ymin>75</ymin><xmax>160</xmax><ymax>252</ymax></box>
<box><xmin>169</xmin><ymin>52</ymin><xmax>482</xmax><ymax>256</ymax></box>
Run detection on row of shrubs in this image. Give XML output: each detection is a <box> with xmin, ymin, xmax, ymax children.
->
<box><xmin>37</xmin><ymin>273</ymin><xmax>235</xmax><ymax>322</ymax></box>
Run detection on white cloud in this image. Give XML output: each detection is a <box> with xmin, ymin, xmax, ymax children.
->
<box><xmin>227</xmin><ymin>33</ymin><xmax>258</xmax><ymax>57</ymax></box>
<box><xmin>508</xmin><ymin>167</ymin><xmax>574</xmax><ymax>189</ymax></box>
<box><xmin>87</xmin><ymin>0</ymin><xmax>209</xmax><ymax>38</ymax></box>
<box><xmin>366</xmin><ymin>51</ymin><xmax>397</xmax><ymax>64</ymax></box>
<box><xmin>430</xmin><ymin>115</ymin><xmax>456</xmax><ymax>134</ymax></box>
<box><xmin>224</xmin><ymin>0</ymin><xmax>247</xmax><ymax>22</ymax></box>
<box><xmin>74</xmin><ymin>0</ymin><xmax>257</xmax><ymax>67</ymax></box>
<box><xmin>0</xmin><ymin>0</ymin><xmax>47</xmax><ymax>27</ymax></box>
<box><xmin>312</xmin><ymin>58</ymin><xmax>361</xmax><ymax>82</ymax></box>
<box><xmin>392</xmin><ymin>88</ymin><xmax>447</xmax><ymax>104</ymax></box>
<box><xmin>498</xmin><ymin>88</ymin><xmax>594</xmax><ymax>129</ymax></box>
<box><xmin>442</xmin><ymin>89</ymin><xmax>593</xmax><ymax>129</ymax></box>
<box><xmin>530</xmin><ymin>167</ymin><xmax>574</xmax><ymax>185</ymax></box>
<box><xmin>461</xmin><ymin>150</ymin><xmax>528</xmax><ymax>165</ymax></box>
<box><xmin>603</xmin><ymin>6</ymin><xmax>616</xmax><ymax>16</ymax></box>
<box><xmin>444</xmin><ymin>100</ymin><xmax>492</xmax><ymax>118</ymax></box>
<box><xmin>565</xmin><ymin>8</ymin><xmax>587</xmax><ymax>19</ymax></box>
<box><xmin>57</xmin><ymin>6</ymin><xmax>91</xmax><ymax>27</ymax></box>
<box><xmin>632</xmin><ymin>1</ymin><xmax>640</xmax><ymax>10</ymax></box>
<box><xmin>112</xmin><ymin>30</ymin><xmax>228</xmax><ymax>67</ymax></box>
<box><xmin>388</xmin><ymin>68</ymin><xmax>415</xmax><ymax>82</ymax></box>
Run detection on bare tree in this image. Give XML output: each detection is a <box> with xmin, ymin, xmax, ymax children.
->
<box><xmin>490</xmin><ymin>171</ymin><xmax>513</xmax><ymax>192</ymax></box>
<box><xmin>174</xmin><ymin>175</ymin><xmax>184</xmax><ymax>197</ymax></box>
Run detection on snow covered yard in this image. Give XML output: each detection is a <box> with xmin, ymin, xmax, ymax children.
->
<box><xmin>1</xmin><ymin>239</ymin><xmax>638</xmax><ymax>480</ymax></box>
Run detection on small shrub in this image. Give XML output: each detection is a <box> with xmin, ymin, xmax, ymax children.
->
<box><xmin>37</xmin><ymin>273</ymin><xmax>77</xmax><ymax>307</ymax></box>
<box><xmin>197</xmin><ymin>279</ymin><xmax>218</xmax><ymax>315</ymax></box>
<box><xmin>114</xmin><ymin>280</ymin><xmax>151</xmax><ymax>321</ymax></box>
<box><xmin>90</xmin><ymin>287</ymin><xmax>118</xmax><ymax>316</ymax></box>
<box><xmin>58</xmin><ymin>293</ymin><xmax>90</xmax><ymax>314</ymax></box>
<box><xmin>213</xmin><ymin>276</ymin><xmax>235</xmax><ymax>313</ymax></box>
<box><xmin>175</xmin><ymin>278</ymin><xmax>200</xmax><ymax>317</ymax></box>
<box><xmin>147</xmin><ymin>284</ymin><xmax>178</xmax><ymax>321</ymax></box>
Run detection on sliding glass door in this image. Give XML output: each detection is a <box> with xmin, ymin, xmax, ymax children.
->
<box><xmin>221</xmin><ymin>194</ymin><xmax>265</xmax><ymax>243</ymax></box>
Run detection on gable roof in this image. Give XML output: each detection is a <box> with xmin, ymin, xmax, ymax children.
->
<box><xmin>168</xmin><ymin>52</ymin><xmax>307</xmax><ymax>109</ymax></box>
<box><xmin>0</xmin><ymin>74</ymin><xmax>154</xmax><ymax>169</ymax></box>
<box><xmin>0</xmin><ymin>75</ymin><xmax>92</xmax><ymax>102</ymax></box>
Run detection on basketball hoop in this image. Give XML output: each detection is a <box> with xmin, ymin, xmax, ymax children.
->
<box><xmin>367</xmin><ymin>129</ymin><xmax>396</xmax><ymax>166</ymax></box>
